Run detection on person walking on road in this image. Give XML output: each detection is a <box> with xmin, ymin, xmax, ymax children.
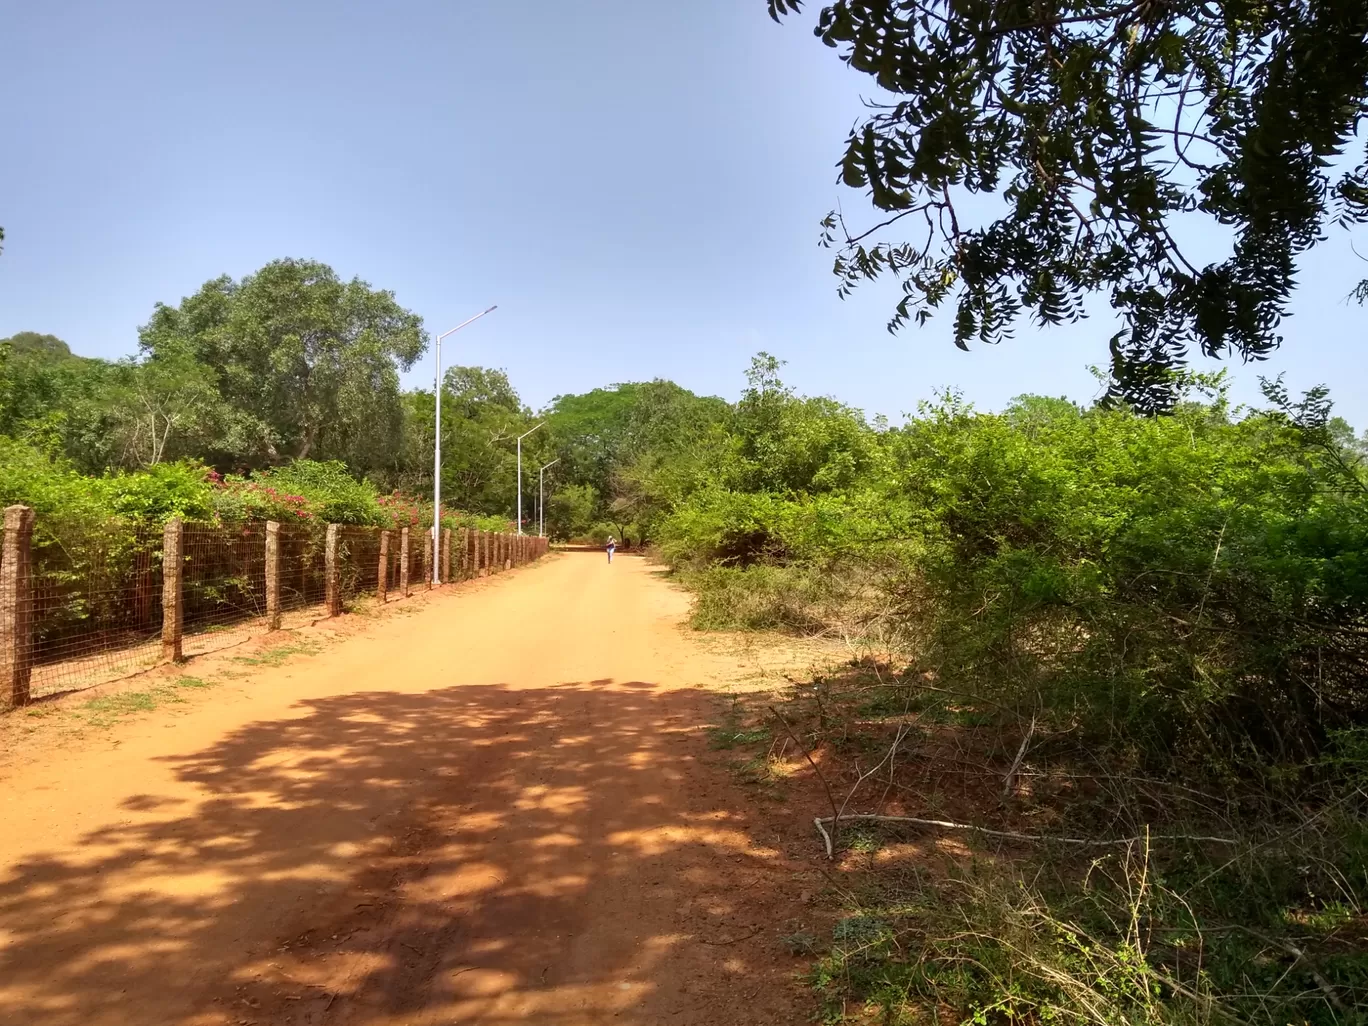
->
<box><xmin>606</xmin><ymin>535</ymin><xmax>616</xmax><ymax>564</ymax></box>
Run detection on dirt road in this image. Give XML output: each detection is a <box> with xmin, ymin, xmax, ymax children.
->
<box><xmin>0</xmin><ymin>553</ymin><xmax>815</xmax><ymax>1026</ymax></box>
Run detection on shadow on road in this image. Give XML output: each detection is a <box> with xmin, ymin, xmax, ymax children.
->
<box><xmin>0</xmin><ymin>681</ymin><xmax>808</xmax><ymax>1025</ymax></box>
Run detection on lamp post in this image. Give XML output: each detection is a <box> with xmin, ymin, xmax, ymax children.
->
<box><xmin>537</xmin><ymin>458</ymin><xmax>560</xmax><ymax>538</ymax></box>
<box><xmin>515</xmin><ymin>422</ymin><xmax>545</xmax><ymax>536</ymax></box>
<box><xmin>432</xmin><ymin>305</ymin><xmax>497</xmax><ymax>584</ymax></box>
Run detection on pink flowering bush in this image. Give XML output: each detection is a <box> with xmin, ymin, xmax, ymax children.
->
<box><xmin>205</xmin><ymin>460</ymin><xmax>495</xmax><ymax>532</ymax></box>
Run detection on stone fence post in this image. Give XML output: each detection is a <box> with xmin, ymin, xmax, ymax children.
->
<box><xmin>325</xmin><ymin>524</ymin><xmax>342</xmax><ymax>617</ymax></box>
<box><xmin>265</xmin><ymin>521</ymin><xmax>281</xmax><ymax>630</ymax></box>
<box><xmin>442</xmin><ymin>528</ymin><xmax>452</xmax><ymax>585</ymax></box>
<box><xmin>400</xmin><ymin>527</ymin><xmax>411</xmax><ymax>597</ymax></box>
<box><xmin>162</xmin><ymin>517</ymin><xmax>184</xmax><ymax>663</ymax></box>
<box><xmin>423</xmin><ymin>530</ymin><xmax>433</xmax><ymax>590</ymax></box>
<box><xmin>378</xmin><ymin>530</ymin><xmax>390</xmax><ymax>603</ymax></box>
<box><xmin>1</xmin><ymin>505</ymin><xmax>35</xmax><ymax>708</ymax></box>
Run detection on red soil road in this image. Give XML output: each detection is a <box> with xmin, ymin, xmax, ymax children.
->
<box><xmin>0</xmin><ymin>553</ymin><xmax>814</xmax><ymax>1026</ymax></box>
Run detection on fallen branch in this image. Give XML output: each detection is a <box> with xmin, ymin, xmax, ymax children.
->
<box><xmin>811</xmin><ymin>813</ymin><xmax>1240</xmax><ymax>859</ymax></box>
<box><xmin>837</xmin><ymin>722</ymin><xmax>914</xmax><ymax>824</ymax></box>
<box><xmin>814</xmin><ymin>816</ymin><xmax>834</xmax><ymax>858</ymax></box>
<box><xmin>1002</xmin><ymin>715</ymin><xmax>1036</xmax><ymax>799</ymax></box>
<box><xmin>1237</xmin><ymin>926</ymin><xmax>1346</xmax><ymax>1013</ymax></box>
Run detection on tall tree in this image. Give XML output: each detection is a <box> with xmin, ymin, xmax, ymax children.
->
<box><xmin>388</xmin><ymin>366</ymin><xmax>534</xmax><ymax>515</ymax></box>
<box><xmin>439</xmin><ymin>366</ymin><xmax>533</xmax><ymax>515</ymax></box>
<box><xmin>544</xmin><ymin>483</ymin><xmax>599</xmax><ymax>541</ymax></box>
<box><xmin>138</xmin><ymin>259</ymin><xmax>426</xmax><ymax>472</ymax></box>
<box><xmin>546</xmin><ymin>382</ymin><xmax>728</xmax><ymax>498</ymax></box>
<box><xmin>769</xmin><ymin>0</ymin><xmax>1368</xmax><ymax>409</ymax></box>
<box><xmin>0</xmin><ymin>332</ymin><xmax>124</xmax><ymax>471</ymax></box>
<box><xmin>1</xmin><ymin>332</ymin><xmax>74</xmax><ymax>362</ymax></box>
<box><xmin>104</xmin><ymin>354</ymin><xmax>232</xmax><ymax>469</ymax></box>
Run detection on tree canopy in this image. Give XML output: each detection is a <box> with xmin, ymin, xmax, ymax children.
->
<box><xmin>543</xmin><ymin>380</ymin><xmax>730</xmax><ymax>540</ymax></box>
<box><xmin>138</xmin><ymin>259</ymin><xmax>427</xmax><ymax>473</ymax></box>
<box><xmin>769</xmin><ymin>0</ymin><xmax>1368</xmax><ymax>410</ymax></box>
<box><xmin>3</xmin><ymin>332</ymin><xmax>74</xmax><ymax>362</ymax></box>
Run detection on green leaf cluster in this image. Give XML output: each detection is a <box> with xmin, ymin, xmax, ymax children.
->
<box><xmin>773</xmin><ymin>0</ymin><xmax>1368</xmax><ymax>410</ymax></box>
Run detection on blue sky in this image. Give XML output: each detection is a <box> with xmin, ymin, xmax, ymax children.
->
<box><xmin>2</xmin><ymin>1</ymin><xmax>1364</xmax><ymax>427</ymax></box>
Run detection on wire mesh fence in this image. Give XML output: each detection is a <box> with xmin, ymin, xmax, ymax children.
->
<box><xmin>386</xmin><ymin>535</ymin><xmax>402</xmax><ymax>596</ymax></box>
<box><xmin>29</xmin><ymin>524</ymin><xmax>164</xmax><ymax>698</ymax></box>
<box><xmin>279</xmin><ymin>524</ymin><xmax>328</xmax><ymax>614</ymax></box>
<box><xmin>2</xmin><ymin>509</ymin><xmax>540</xmax><ymax>708</ymax></box>
<box><xmin>182</xmin><ymin>523</ymin><xmax>268</xmax><ymax>657</ymax></box>
<box><xmin>408</xmin><ymin>530</ymin><xmax>427</xmax><ymax>591</ymax></box>
<box><xmin>337</xmin><ymin>526</ymin><xmax>381</xmax><ymax>604</ymax></box>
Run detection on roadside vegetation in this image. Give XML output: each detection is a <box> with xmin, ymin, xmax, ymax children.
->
<box><xmin>0</xmin><ymin>265</ymin><xmax>730</xmax><ymax>547</ymax></box>
<box><xmin>5</xmin><ymin>283</ymin><xmax>1367</xmax><ymax>1024</ymax></box>
<box><xmin>655</xmin><ymin>357</ymin><xmax>1368</xmax><ymax>1024</ymax></box>
<box><xmin>8</xmin><ymin>1</ymin><xmax>1368</xmax><ymax>1019</ymax></box>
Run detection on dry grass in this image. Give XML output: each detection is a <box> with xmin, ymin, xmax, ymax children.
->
<box><xmin>703</xmin><ymin>657</ymin><xmax>1368</xmax><ymax>1025</ymax></box>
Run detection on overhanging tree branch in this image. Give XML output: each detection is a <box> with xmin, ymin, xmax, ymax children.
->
<box><xmin>771</xmin><ymin>0</ymin><xmax>1368</xmax><ymax>411</ymax></box>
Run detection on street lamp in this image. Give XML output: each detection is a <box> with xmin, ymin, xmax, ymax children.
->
<box><xmin>515</xmin><ymin>422</ymin><xmax>545</xmax><ymax>535</ymax></box>
<box><xmin>432</xmin><ymin>305</ymin><xmax>497</xmax><ymax>584</ymax></box>
<box><xmin>537</xmin><ymin>458</ymin><xmax>560</xmax><ymax>538</ymax></box>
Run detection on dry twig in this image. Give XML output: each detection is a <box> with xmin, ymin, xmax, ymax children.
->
<box><xmin>1002</xmin><ymin>714</ymin><xmax>1036</xmax><ymax>798</ymax></box>
<box><xmin>810</xmin><ymin>813</ymin><xmax>1239</xmax><ymax>859</ymax></box>
<box><xmin>769</xmin><ymin>706</ymin><xmax>841</xmax><ymax>854</ymax></box>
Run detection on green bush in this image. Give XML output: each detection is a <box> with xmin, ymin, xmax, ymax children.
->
<box><xmin>0</xmin><ymin>436</ymin><xmax>108</xmax><ymax>525</ymax></box>
<box><xmin>0</xmin><ymin>442</ymin><xmax>507</xmax><ymax>571</ymax></box>
<box><xmin>659</xmin><ymin>489</ymin><xmax>911</xmax><ymax>569</ymax></box>
<box><xmin>544</xmin><ymin>483</ymin><xmax>598</xmax><ymax>541</ymax></box>
<box><xmin>885</xmin><ymin>393</ymin><xmax>1368</xmax><ymax>763</ymax></box>
<box><xmin>652</xmin><ymin>373</ymin><xmax>1368</xmax><ymax>769</ymax></box>
<box><xmin>102</xmin><ymin>463</ymin><xmax>215</xmax><ymax>522</ymax></box>
<box><xmin>248</xmin><ymin>461</ymin><xmax>383</xmax><ymax>525</ymax></box>
<box><xmin>685</xmin><ymin>564</ymin><xmax>838</xmax><ymax>632</ymax></box>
